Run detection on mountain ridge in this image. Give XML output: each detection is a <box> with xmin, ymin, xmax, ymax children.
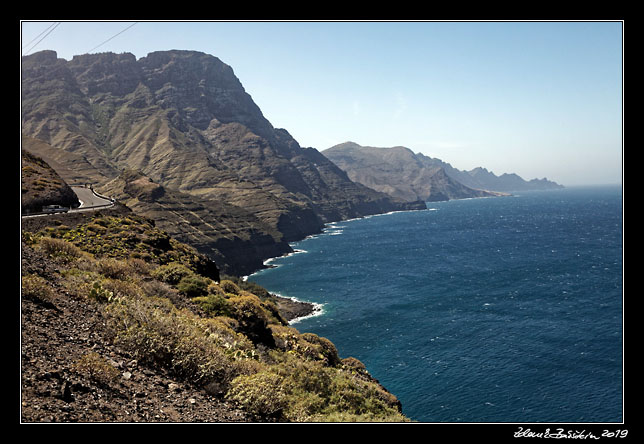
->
<box><xmin>322</xmin><ymin>142</ymin><xmax>507</xmax><ymax>203</ymax></box>
<box><xmin>21</xmin><ymin>50</ymin><xmax>425</xmax><ymax>275</ymax></box>
<box><xmin>323</xmin><ymin>142</ymin><xmax>563</xmax><ymax>201</ymax></box>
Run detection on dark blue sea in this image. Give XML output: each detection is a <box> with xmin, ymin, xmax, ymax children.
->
<box><xmin>248</xmin><ymin>186</ymin><xmax>623</xmax><ymax>423</ymax></box>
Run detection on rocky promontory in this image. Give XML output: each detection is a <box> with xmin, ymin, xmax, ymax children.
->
<box><xmin>323</xmin><ymin>142</ymin><xmax>505</xmax><ymax>202</ymax></box>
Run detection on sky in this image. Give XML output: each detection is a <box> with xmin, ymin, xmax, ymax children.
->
<box><xmin>20</xmin><ymin>21</ymin><xmax>623</xmax><ymax>186</ymax></box>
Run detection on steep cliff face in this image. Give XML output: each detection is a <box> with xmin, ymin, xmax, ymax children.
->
<box><xmin>21</xmin><ymin>50</ymin><xmax>425</xmax><ymax>273</ymax></box>
<box><xmin>99</xmin><ymin>170</ymin><xmax>291</xmax><ymax>276</ymax></box>
<box><xmin>323</xmin><ymin>142</ymin><xmax>502</xmax><ymax>202</ymax></box>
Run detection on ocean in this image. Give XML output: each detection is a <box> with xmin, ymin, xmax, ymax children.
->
<box><xmin>248</xmin><ymin>186</ymin><xmax>623</xmax><ymax>423</ymax></box>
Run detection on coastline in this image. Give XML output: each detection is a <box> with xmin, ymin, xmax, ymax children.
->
<box><xmin>245</xmin><ymin>207</ymin><xmax>432</xmax><ymax>324</ymax></box>
<box><xmin>272</xmin><ymin>294</ymin><xmax>324</xmax><ymax>324</ymax></box>
<box><xmin>245</xmin><ymin>194</ymin><xmax>516</xmax><ymax>325</ymax></box>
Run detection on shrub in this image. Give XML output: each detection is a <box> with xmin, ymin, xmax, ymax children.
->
<box><xmin>220</xmin><ymin>275</ymin><xmax>270</xmax><ymax>299</ymax></box>
<box><xmin>227</xmin><ymin>294</ymin><xmax>275</xmax><ymax>346</ymax></box>
<box><xmin>269</xmin><ymin>327</ymin><xmax>338</xmax><ymax>364</ymax></box>
<box><xmin>207</xmin><ymin>282</ymin><xmax>227</xmax><ymax>296</ymax></box>
<box><xmin>22</xmin><ymin>274</ymin><xmax>55</xmax><ymax>305</ymax></box>
<box><xmin>226</xmin><ymin>371</ymin><xmax>288</xmax><ymax>419</ymax></box>
<box><xmin>227</xmin><ymin>294</ymin><xmax>271</xmax><ymax>325</ymax></box>
<box><xmin>72</xmin><ymin>352</ymin><xmax>120</xmax><ymax>386</ymax></box>
<box><xmin>341</xmin><ymin>357</ymin><xmax>367</xmax><ymax>373</ymax></box>
<box><xmin>105</xmin><ymin>293</ymin><xmax>259</xmax><ymax>390</ymax></box>
<box><xmin>126</xmin><ymin>257</ymin><xmax>151</xmax><ymax>276</ymax></box>
<box><xmin>193</xmin><ymin>292</ymin><xmax>233</xmax><ymax>318</ymax></box>
<box><xmin>96</xmin><ymin>258</ymin><xmax>131</xmax><ymax>280</ymax></box>
<box><xmin>140</xmin><ymin>279</ymin><xmax>176</xmax><ymax>300</ymax></box>
<box><xmin>151</xmin><ymin>262</ymin><xmax>194</xmax><ymax>285</ymax></box>
<box><xmin>301</xmin><ymin>333</ymin><xmax>341</xmax><ymax>366</ymax></box>
<box><xmin>219</xmin><ymin>279</ymin><xmax>241</xmax><ymax>295</ymax></box>
<box><xmin>101</xmin><ymin>278</ymin><xmax>144</xmax><ymax>300</ymax></box>
<box><xmin>249</xmin><ymin>352</ymin><xmax>407</xmax><ymax>422</ymax></box>
<box><xmin>172</xmin><ymin>335</ymin><xmax>231</xmax><ymax>385</ymax></box>
<box><xmin>38</xmin><ymin>237</ymin><xmax>83</xmax><ymax>262</ymax></box>
<box><xmin>176</xmin><ymin>274</ymin><xmax>211</xmax><ymax>297</ymax></box>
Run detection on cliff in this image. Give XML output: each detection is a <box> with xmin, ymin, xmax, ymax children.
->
<box><xmin>323</xmin><ymin>142</ymin><xmax>504</xmax><ymax>202</ymax></box>
<box><xmin>21</xmin><ymin>50</ymin><xmax>425</xmax><ymax>275</ymax></box>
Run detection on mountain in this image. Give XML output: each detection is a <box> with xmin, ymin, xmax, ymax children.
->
<box><xmin>322</xmin><ymin>142</ymin><xmax>505</xmax><ymax>202</ymax></box>
<box><xmin>409</xmin><ymin>153</ymin><xmax>563</xmax><ymax>193</ymax></box>
<box><xmin>461</xmin><ymin>167</ymin><xmax>563</xmax><ymax>192</ymax></box>
<box><xmin>21</xmin><ymin>50</ymin><xmax>425</xmax><ymax>274</ymax></box>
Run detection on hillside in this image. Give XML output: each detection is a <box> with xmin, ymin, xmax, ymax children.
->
<box><xmin>21</xmin><ymin>203</ymin><xmax>408</xmax><ymax>422</ymax></box>
<box><xmin>21</xmin><ymin>50</ymin><xmax>425</xmax><ymax>275</ymax></box>
<box><xmin>98</xmin><ymin>170</ymin><xmax>292</xmax><ymax>276</ymax></box>
<box><xmin>21</xmin><ymin>148</ymin><xmax>81</xmax><ymax>214</ymax></box>
<box><xmin>323</xmin><ymin>142</ymin><xmax>504</xmax><ymax>202</ymax></box>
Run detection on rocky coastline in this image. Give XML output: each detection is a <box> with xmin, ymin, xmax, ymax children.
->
<box><xmin>272</xmin><ymin>296</ymin><xmax>318</xmax><ymax>324</ymax></box>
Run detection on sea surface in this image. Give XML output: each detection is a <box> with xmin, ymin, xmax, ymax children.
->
<box><xmin>248</xmin><ymin>186</ymin><xmax>623</xmax><ymax>423</ymax></box>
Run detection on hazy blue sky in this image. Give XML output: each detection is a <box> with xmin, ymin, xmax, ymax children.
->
<box><xmin>21</xmin><ymin>21</ymin><xmax>623</xmax><ymax>186</ymax></box>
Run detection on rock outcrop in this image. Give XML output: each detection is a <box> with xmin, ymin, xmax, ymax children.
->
<box><xmin>21</xmin><ymin>144</ymin><xmax>80</xmax><ymax>213</ymax></box>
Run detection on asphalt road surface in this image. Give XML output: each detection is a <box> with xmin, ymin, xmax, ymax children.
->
<box><xmin>22</xmin><ymin>187</ymin><xmax>114</xmax><ymax>219</ymax></box>
<box><xmin>71</xmin><ymin>186</ymin><xmax>113</xmax><ymax>210</ymax></box>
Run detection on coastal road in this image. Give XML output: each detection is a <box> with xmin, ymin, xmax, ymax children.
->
<box><xmin>21</xmin><ymin>186</ymin><xmax>114</xmax><ymax>219</ymax></box>
<box><xmin>71</xmin><ymin>186</ymin><xmax>113</xmax><ymax>210</ymax></box>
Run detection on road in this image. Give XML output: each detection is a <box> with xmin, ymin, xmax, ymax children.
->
<box><xmin>71</xmin><ymin>186</ymin><xmax>113</xmax><ymax>210</ymax></box>
<box><xmin>21</xmin><ymin>186</ymin><xmax>114</xmax><ymax>218</ymax></box>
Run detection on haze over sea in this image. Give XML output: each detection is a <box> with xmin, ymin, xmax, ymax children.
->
<box><xmin>249</xmin><ymin>185</ymin><xmax>623</xmax><ymax>423</ymax></box>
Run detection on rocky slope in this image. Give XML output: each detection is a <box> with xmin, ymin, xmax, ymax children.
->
<box><xmin>21</xmin><ymin>50</ymin><xmax>425</xmax><ymax>275</ymax></box>
<box><xmin>323</xmin><ymin>142</ymin><xmax>505</xmax><ymax>202</ymax></box>
<box><xmin>21</xmin><ymin>205</ymin><xmax>407</xmax><ymax>422</ymax></box>
<box><xmin>98</xmin><ymin>170</ymin><xmax>291</xmax><ymax>276</ymax></box>
<box><xmin>21</xmin><ymin>147</ymin><xmax>81</xmax><ymax>213</ymax></box>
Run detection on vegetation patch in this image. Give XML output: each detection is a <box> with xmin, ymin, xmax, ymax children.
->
<box><xmin>72</xmin><ymin>352</ymin><xmax>120</xmax><ymax>386</ymax></box>
<box><xmin>22</xmin><ymin>213</ymin><xmax>408</xmax><ymax>422</ymax></box>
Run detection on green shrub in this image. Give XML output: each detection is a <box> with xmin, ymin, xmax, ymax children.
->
<box><xmin>220</xmin><ymin>275</ymin><xmax>270</xmax><ymax>299</ymax></box>
<box><xmin>300</xmin><ymin>333</ymin><xmax>341</xmax><ymax>366</ymax></box>
<box><xmin>227</xmin><ymin>294</ymin><xmax>270</xmax><ymax>324</ymax></box>
<box><xmin>219</xmin><ymin>279</ymin><xmax>241</xmax><ymax>295</ymax></box>
<box><xmin>176</xmin><ymin>274</ymin><xmax>210</xmax><ymax>297</ymax></box>
<box><xmin>341</xmin><ymin>357</ymin><xmax>367</xmax><ymax>374</ymax></box>
<box><xmin>244</xmin><ymin>352</ymin><xmax>407</xmax><ymax>422</ymax></box>
<box><xmin>193</xmin><ymin>292</ymin><xmax>233</xmax><ymax>317</ymax></box>
<box><xmin>152</xmin><ymin>262</ymin><xmax>194</xmax><ymax>285</ymax></box>
<box><xmin>105</xmin><ymin>293</ymin><xmax>259</xmax><ymax>389</ymax></box>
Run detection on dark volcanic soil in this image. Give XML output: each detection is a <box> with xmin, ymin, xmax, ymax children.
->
<box><xmin>20</xmin><ymin>240</ymin><xmax>252</xmax><ymax>423</ymax></box>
